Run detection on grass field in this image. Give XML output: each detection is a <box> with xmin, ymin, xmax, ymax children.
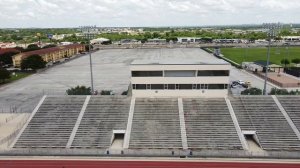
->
<box><xmin>221</xmin><ymin>47</ymin><xmax>300</xmax><ymax>65</ymax></box>
<box><xmin>0</xmin><ymin>72</ymin><xmax>33</xmax><ymax>85</ymax></box>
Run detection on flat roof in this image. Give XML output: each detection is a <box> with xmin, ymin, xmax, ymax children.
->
<box><xmin>131</xmin><ymin>59</ymin><xmax>229</xmax><ymax>65</ymax></box>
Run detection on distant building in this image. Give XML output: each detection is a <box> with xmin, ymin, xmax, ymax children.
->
<box><xmin>90</xmin><ymin>38</ymin><xmax>110</xmax><ymax>44</ymax></box>
<box><xmin>177</xmin><ymin>37</ymin><xmax>202</xmax><ymax>43</ymax></box>
<box><xmin>146</xmin><ymin>38</ymin><xmax>167</xmax><ymax>44</ymax></box>
<box><xmin>12</xmin><ymin>44</ymin><xmax>85</xmax><ymax>67</ymax></box>
<box><xmin>130</xmin><ymin>59</ymin><xmax>230</xmax><ymax>98</ymax></box>
<box><xmin>282</xmin><ymin>36</ymin><xmax>300</xmax><ymax>42</ymax></box>
<box><xmin>0</xmin><ymin>42</ymin><xmax>17</xmax><ymax>48</ymax></box>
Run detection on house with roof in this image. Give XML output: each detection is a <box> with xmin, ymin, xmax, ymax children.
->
<box><xmin>12</xmin><ymin>44</ymin><xmax>85</xmax><ymax>67</ymax></box>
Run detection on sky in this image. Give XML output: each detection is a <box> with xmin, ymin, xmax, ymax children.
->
<box><xmin>0</xmin><ymin>0</ymin><xmax>299</xmax><ymax>28</ymax></box>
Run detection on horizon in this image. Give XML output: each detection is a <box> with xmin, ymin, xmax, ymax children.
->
<box><xmin>1</xmin><ymin>0</ymin><xmax>300</xmax><ymax>28</ymax></box>
<box><xmin>0</xmin><ymin>23</ymin><xmax>299</xmax><ymax>29</ymax></box>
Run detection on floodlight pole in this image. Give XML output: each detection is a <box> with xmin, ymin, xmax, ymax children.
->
<box><xmin>263</xmin><ymin>23</ymin><xmax>281</xmax><ymax>95</ymax></box>
<box><xmin>80</xmin><ymin>26</ymin><xmax>96</xmax><ymax>94</ymax></box>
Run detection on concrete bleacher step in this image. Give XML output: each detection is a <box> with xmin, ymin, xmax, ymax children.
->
<box><xmin>230</xmin><ymin>96</ymin><xmax>300</xmax><ymax>150</ymax></box>
<box><xmin>71</xmin><ymin>96</ymin><xmax>130</xmax><ymax>148</ymax></box>
<box><xmin>183</xmin><ymin>98</ymin><xmax>242</xmax><ymax>150</ymax></box>
<box><xmin>129</xmin><ymin>98</ymin><xmax>182</xmax><ymax>149</ymax></box>
<box><xmin>14</xmin><ymin>96</ymin><xmax>87</xmax><ymax>148</ymax></box>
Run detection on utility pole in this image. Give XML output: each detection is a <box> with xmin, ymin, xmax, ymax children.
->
<box><xmin>262</xmin><ymin>23</ymin><xmax>282</xmax><ymax>95</ymax></box>
<box><xmin>80</xmin><ymin>25</ymin><xmax>97</xmax><ymax>94</ymax></box>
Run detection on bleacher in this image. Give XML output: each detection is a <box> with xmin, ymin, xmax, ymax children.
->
<box><xmin>129</xmin><ymin>98</ymin><xmax>182</xmax><ymax>149</ymax></box>
<box><xmin>277</xmin><ymin>96</ymin><xmax>300</xmax><ymax>131</ymax></box>
<box><xmin>72</xmin><ymin>96</ymin><xmax>130</xmax><ymax>148</ymax></box>
<box><xmin>183</xmin><ymin>98</ymin><xmax>242</xmax><ymax>149</ymax></box>
<box><xmin>230</xmin><ymin>96</ymin><xmax>300</xmax><ymax>150</ymax></box>
<box><xmin>14</xmin><ymin>96</ymin><xmax>86</xmax><ymax>148</ymax></box>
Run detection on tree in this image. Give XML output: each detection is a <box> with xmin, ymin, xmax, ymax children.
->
<box><xmin>292</xmin><ymin>58</ymin><xmax>300</xmax><ymax>64</ymax></box>
<box><xmin>25</xmin><ymin>44</ymin><xmax>40</xmax><ymax>52</ymax></box>
<box><xmin>85</xmin><ymin>44</ymin><xmax>93</xmax><ymax>51</ymax></box>
<box><xmin>289</xmin><ymin>90</ymin><xmax>300</xmax><ymax>95</ymax></box>
<box><xmin>21</xmin><ymin>54</ymin><xmax>46</xmax><ymax>70</ymax></box>
<box><xmin>0</xmin><ymin>68</ymin><xmax>10</xmax><ymax>83</ymax></box>
<box><xmin>241</xmin><ymin>87</ymin><xmax>262</xmax><ymax>95</ymax></box>
<box><xmin>0</xmin><ymin>51</ymin><xmax>19</xmax><ymax>65</ymax></box>
<box><xmin>269</xmin><ymin>88</ymin><xmax>289</xmax><ymax>95</ymax></box>
<box><xmin>280</xmin><ymin>58</ymin><xmax>290</xmax><ymax>66</ymax></box>
<box><xmin>101</xmin><ymin>40</ymin><xmax>112</xmax><ymax>45</ymax></box>
<box><xmin>66</xmin><ymin>85</ymin><xmax>91</xmax><ymax>95</ymax></box>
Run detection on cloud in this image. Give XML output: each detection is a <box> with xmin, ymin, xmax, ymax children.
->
<box><xmin>0</xmin><ymin>0</ymin><xmax>299</xmax><ymax>27</ymax></box>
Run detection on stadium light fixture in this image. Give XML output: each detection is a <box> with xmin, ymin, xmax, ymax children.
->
<box><xmin>262</xmin><ymin>23</ymin><xmax>282</xmax><ymax>95</ymax></box>
<box><xmin>80</xmin><ymin>25</ymin><xmax>97</xmax><ymax>94</ymax></box>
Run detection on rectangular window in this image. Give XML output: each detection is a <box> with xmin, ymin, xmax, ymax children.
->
<box><xmin>151</xmin><ymin>84</ymin><xmax>164</xmax><ymax>90</ymax></box>
<box><xmin>192</xmin><ymin>84</ymin><xmax>197</xmax><ymax>90</ymax></box>
<box><xmin>164</xmin><ymin>84</ymin><xmax>168</xmax><ymax>89</ymax></box>
<box><xmin>197</xmin><ymin>70</ymin><xmax>229</xmax><ymax>76</ymax></box>
<box><xmin>132</xmin><ymin>71</ymin><xmax>163</xmax><ymax>77</ymax></box>
<box><xmin>146</xmin><ymin>84</ymin><xmax>151</xmax><ymax>90</ymax></box>
<box><xmin>201</xmin><ymin>84</ymin><xmax>208</xmax><ymax>89</ymax></box>
<box><xmin>132</xmin><ymin>84</ymin><xmax>136</xmax><ymax>90</ymax></box>
<box><xmin>136</xmin><ymin>84</ymin><xmax>146</xmax><ymax>90</ymax></box>
<box><xmin>164</xmin><ymin>70</ymin><xmax>196</xmax><ymax>77</ymax></box>
<box><xmin>175</xmin><ymin>84</ymin><xmax>179</xmax><ymax>90</ymax></box>
<box><xmin>208</xmin><ymin>84</ymin><xmax>226</xmax><ymax>89</ymax></box>
<box><xmin>197</xmin><ymin>84</ymin><xmax>201</xmax><ymax>89</ymax></box>
<box><xmin>168</xmin><ymin>84</ymin><xmax>176</xmax><ymax>90</ymax></box>
<box><xmin>179</xmin><ymin>84</ymin><xmax>193</xmax><ymax>90</ymax></box>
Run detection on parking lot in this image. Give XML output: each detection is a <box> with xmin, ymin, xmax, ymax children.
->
<box><xmin>0</xmin><ymin>48</ymin><xmax>276</xmax><ymax>113</ymax></box>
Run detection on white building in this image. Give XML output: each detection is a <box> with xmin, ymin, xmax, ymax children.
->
<box><xmin>130</xmin><ymin>59</ymin><xmax>230</xmax><ymax>98</ymax></box>
<box><xmin>90</xmin><ymin>38</ymin><xmax>110</xmax><ymax>44</ymax></box>
<box><xmin>282</xmin><ymin>36</ymin><xmax>300</xmax><ymax>42</ymax></box>
<box><xmin>177</xmin><ymin>37</ymin><xmax>202</xmax><ymax>43</ymax></box>
<box><xmin>146</xmin><ymin>39</ymin><xmax>167</xmax><ymax>44</ymax></box>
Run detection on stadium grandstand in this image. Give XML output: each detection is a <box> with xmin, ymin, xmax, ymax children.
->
<box><xmin>0</xmin><ymin>94</ymin><xmax>298</xmax><ymax>158</ymax></box>
<box><xmin>0</xmin><ymin>57</ymin><xmax>300</xmax><ymax>163</ymax></box>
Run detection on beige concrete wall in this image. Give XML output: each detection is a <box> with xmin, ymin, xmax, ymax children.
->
<box><xmin>132</xmin><ymin>89</ymin><xmax>228</xmax><ymax>98</ymax></box>
<box><xmin>131</xmin><ymin>77</ymin><xmax>229</xmax><ymax>84</ymax></box>
<box><xmin>130</xmin><ymin>64</ymin><xmax>231</xmax><ymax>71</ymax></box>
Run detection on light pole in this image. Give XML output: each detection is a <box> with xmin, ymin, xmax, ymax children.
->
<box><xmin>80</xmin><ymin>25</ymin><xmax>97</xmax><ymax>94</ymax></box>
<box><xmin>262</xmin><ymin>23</ymin><xmax>282</xmax><ymax>95</ymax></box>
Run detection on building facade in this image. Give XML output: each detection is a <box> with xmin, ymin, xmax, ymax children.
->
<box><xmin>130</xmin><ymin>60</ymin><xmax>231</xmax><ymax>98</ymax></box>
<box><xmin>12</xmin><ymin>44</ymin><xmax>85</xmax><ymax>67</ymax></box>
<box><xmin>177</xmin><ymin>37</ymin><xmax>202</xmax><ymax>43</ymax></box>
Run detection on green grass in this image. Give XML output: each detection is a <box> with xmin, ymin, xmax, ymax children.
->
<box><xmin>221</xmin><ymin>47</ymin><xmax>300</xmax><ymax>65</ymax></box>
<box><xmin>0</xmin><ymin>72</ymin><xmax>33</xmax><ymax>85</ymax></box>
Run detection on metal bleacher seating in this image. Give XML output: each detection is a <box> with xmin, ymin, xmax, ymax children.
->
<box><xmin>129</xmin><ymin>98</ymin><xmax>182</xmax><ymax>149</ymax></box>
<box><xmin>14</xmin><ymin>96</ymin><xmax>86</xmax><ymax>148</ymax></box>
<box><xmin>71</xmin><ymin>96</ymin><xmax>130</xmax><ymax>148</ymax></box>
<box><xmin>183</xmin><ymin>98</ymin><xmax>242</xmax><ymax>149</ymax></box>
<box><xmin>277</xmin><ymin>96</ymin><xmax>300</xmax><ymax>131</ymax></box>
<box><xmin>230</xmin><ymin>96</ymin><xmax>300</xmax><ymax>150</ymax></box>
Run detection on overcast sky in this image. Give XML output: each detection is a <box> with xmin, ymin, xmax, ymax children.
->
<box><xmin>0</xmin><ymin>0</ymin><xmax>299</xmax><ymax>28</ymax></box>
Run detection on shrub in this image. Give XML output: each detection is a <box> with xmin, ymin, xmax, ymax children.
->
<box><xmin>0</xmin><ymin>68</ymin><xmax>11</xmax><ymax>83</ymax></box>
<box><xmin>241</xmin><ymin>87</ymin><xmax>262</xmax><ymax>95</ymax></box>
<box><xmin>269</xmin><ymin>88</ymin><xmax>289</xmax><ymax>95</ymax></box>
<box><xmin>101</xmin><ymin>90</ymin><xmax>113</xmax><ymax>95</ymax></box>
<box><xmin>66</xmin><ymin>85</ymin><xmax>91</xmax><ymax>95</ymax></box>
